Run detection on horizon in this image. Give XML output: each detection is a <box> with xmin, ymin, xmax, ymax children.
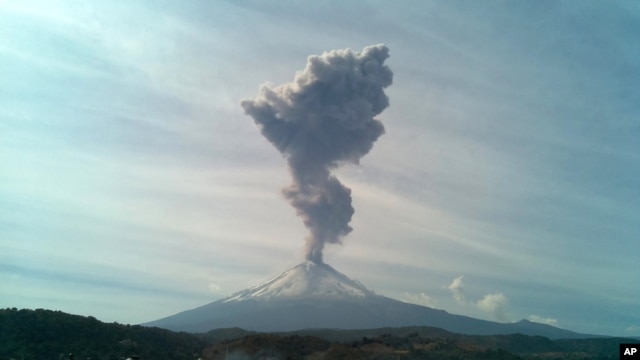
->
<box><xmin>2</xmin><ymin>1</ymin><xmax>639</xmax><ymax>337</ymax></box>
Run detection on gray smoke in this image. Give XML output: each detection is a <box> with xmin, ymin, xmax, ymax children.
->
<box><xmin>241</xmin><ymin>44</ymin><xmax>393</xmax><ymax>263</ymax></box>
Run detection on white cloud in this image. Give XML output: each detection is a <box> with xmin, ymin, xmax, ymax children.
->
<box><xmin>207</xmin><ymin>281</ymin><xmax>221</xmax><ymax>293</ymax></box>
<box><xmin>446</xmin><ymin>276</ymin><xmax>510</xmax><ymax>322</ymax></box>
<box><xmin>402</xmin><ymin>292</ymin><xmax>436</xmax><ymax>308</ymax></box>
<box><xmin>447</xmin><ymin>275</ymin><xmax>466</xmax><ymax>304</ymax></box>
<box><xmin>626</xmin><ymin>325</ymin><xmax>640</xmax><ymax>334</ymax></box>
<box><xmin>477</xmin><ymin>293</ymin><xmax>508</xmax><ymax>322</ymax></box>
<box><xmin>528</xmin><ymin>314</ymin><xmax>559</xmax><ymax>327</ymax></box>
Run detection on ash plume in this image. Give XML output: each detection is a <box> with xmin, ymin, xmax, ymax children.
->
<box><xmin>241</xmin><ymin>44</ymin><xmax>393</xmax><ymax>263</ymax></box>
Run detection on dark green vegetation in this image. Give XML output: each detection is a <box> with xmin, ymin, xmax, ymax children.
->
<box><xmin>0</xmin><ymin>308</ymin><xmax>633</xmax><ymax>359</ymax></box>
<box><xmin>0</xmin><ymin>308</ymin><xmax>205</xmax><ymax>360</ymax></box>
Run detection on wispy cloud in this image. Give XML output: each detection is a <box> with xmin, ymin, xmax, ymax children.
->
<box><xmin>448</xmin><ymin>275</ymin><xmax>466</xmax><ymax>304</ymax></box>
<box><xmin>447</xmin><ymin>275</ymin><xmax>510</xmax><ymax>322</ymax></box>
<box><xmin>402</xmin><ymin>292</ymin><xmax>436</xmax><ymax>308</ymax></box>
<box><xmin>625</xmin><ymin>325</ymin><xmax>640</xmax><ymax>334</ymax></box>
<box><xmin>528</xmin><ymin>315</ymin><xmax>559</xmax><ymax>327</ymax></box>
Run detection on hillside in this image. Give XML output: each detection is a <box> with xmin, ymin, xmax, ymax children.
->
<box><xmin>0</xmin><ymin>308</ymin><xmax>205</xmax><ymax>360</ymax></box>
<box><xmin>0</xmin><ymin>308</ymin><xmax>633</xmax><ymax>360</ymax></box>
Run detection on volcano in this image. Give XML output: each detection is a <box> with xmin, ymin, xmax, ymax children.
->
<box><xmin>145</xmin><ymin>262</ymin><xmax>588</xmax><ymax>339</ymax></box>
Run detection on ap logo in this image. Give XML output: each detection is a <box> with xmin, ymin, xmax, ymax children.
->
<box><xmin>620</xmin><ymin>344</ymin><xmax>640</xmax><ymax>359</ymax></box>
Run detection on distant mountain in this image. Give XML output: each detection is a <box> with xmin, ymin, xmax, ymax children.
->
<box><xmin>146</xmin><ymin>261</ymin><xmax>595</xmax><ymax>339</ymax></box>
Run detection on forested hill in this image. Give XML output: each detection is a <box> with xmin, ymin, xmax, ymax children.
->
<box><xmin>0</xmin><ymin>308</ymin><xmax>634</xmax><ymax>360</ymax></box>
<box><xmin>0</xmin><ymin>308</ymin><xmax>205</xmax><ymax>360</ymax></box>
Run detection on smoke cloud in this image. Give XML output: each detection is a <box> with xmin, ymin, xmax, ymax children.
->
<box><xmin>241</xmin><ymin>44</ymin><xmax>393</xmax><ymax>263</ymax></box>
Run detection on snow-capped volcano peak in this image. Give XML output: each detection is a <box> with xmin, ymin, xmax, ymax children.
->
<box><xmin>223</xmin><ymin>261</ymin><xmax>375</xmax><ymax>302</ymax></box>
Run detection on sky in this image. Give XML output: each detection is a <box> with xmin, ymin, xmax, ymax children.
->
<box><xmin>1</xmin><ymin>0</ymin><xmax>639</xmax><ymax>337</ymax></box>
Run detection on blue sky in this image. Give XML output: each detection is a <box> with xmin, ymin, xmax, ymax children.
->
<box><xmin>1</xmin><ymin>0</ymin><xmax>639</xmax><ymax>336</ymax></box>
